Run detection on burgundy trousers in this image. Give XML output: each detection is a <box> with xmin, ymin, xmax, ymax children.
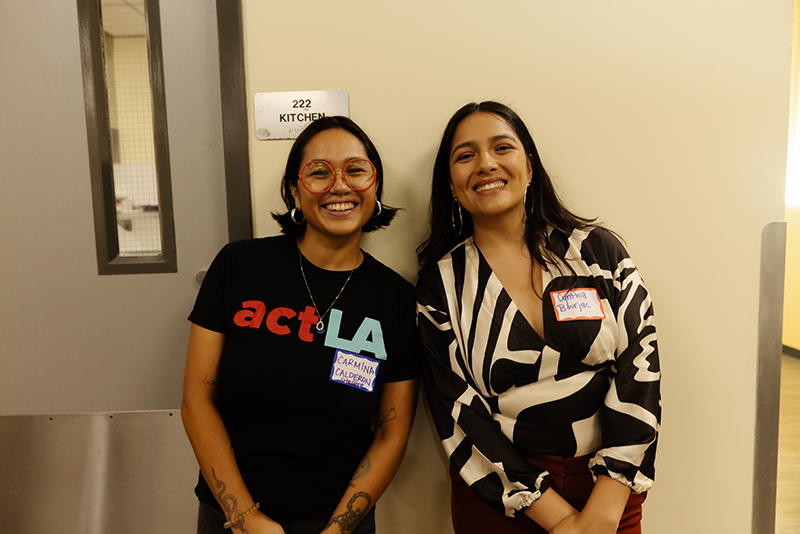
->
<box><xmin>450</xmin><ymin>455</ymin><xmax>646</xmax><ymax>534</ymax></box>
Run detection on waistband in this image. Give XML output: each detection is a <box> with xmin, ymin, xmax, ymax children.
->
<box><xmin>526</xmin><ymin>454</ymin><xmax>592</xmax><ymax>477</ymax></box>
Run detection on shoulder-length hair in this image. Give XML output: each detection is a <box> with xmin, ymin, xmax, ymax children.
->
<box><xmin>416</xmin><ymin>101</ymin><xmax>595</xmax><ymax>268</ymax></box>
<box><xmin>272</xmin><ymin>116</ymin><xmax>397</xmax><ymax>236</ymax></box>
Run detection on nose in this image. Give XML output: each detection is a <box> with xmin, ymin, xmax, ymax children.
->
<box><xmin>477</xmin><ymin>151</ymin><xmax>497</xmax><ymax>173</ymax></box>
<box><xmin>329</xmin><ymin>169</ymin><xmax>352</xmax><ymax>193</ymax></box>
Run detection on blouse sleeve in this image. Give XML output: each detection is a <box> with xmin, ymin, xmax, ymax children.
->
<box><xmin>587</xmin><ymin>230</ymin><xmax>661</xmax><ymax>493</ymax></box>
<box><xmin>417</xmin><ymin>265</ymin><xmax>551</xmax><ymax>518</ymax></box>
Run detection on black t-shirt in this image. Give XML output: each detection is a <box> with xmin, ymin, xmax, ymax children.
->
<box><xmin>188</xmin><ymin>235</ymin><xmax>420</xmax><ymax>522</ymax></box>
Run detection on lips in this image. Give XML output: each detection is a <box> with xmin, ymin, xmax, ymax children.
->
<box><xmin>474</xmin><ymin>180</ymin><xmax>506</xmax><ymax>193</ymax></box>
<box><xmin>324</xmin><ymin>201</ymin><xmax>356</xmax><ymax>212</ymax></box>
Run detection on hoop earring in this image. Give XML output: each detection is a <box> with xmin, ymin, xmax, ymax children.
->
<box><xmin>451</xmin><ymin>197</ymin><xmax>463</xmax><ymax>236</ymax></box>
<box><xmin>290</xmin><ymin>208</ymin><xmax>304</xmax><ymax>225</ymax></box>
<box><xmin>524</xmin><ymin>182</ymin><xmax>534</xmax><ymax>215</ymax></box>
<box><xmin>372</xmin><ymin>200</ymin><xmax>382</xmax><ymax>218</ymax></box>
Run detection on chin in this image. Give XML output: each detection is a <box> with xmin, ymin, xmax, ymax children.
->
<box><xmin>319</xmin><ymin>222</ymin><xmax>365</xmax><ymax>238</ymax></box>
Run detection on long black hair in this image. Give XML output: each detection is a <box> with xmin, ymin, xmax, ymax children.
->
<box><xmin>416</xmin><ymin>101</ymin><xmax>595</xmax><ymax>268</ymax></box>
<box><xmin>272</xmin><ymin>116</ymin><xmax>397</xmax><ymax>236</ymax></box>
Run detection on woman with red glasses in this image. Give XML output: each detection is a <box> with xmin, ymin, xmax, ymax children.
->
<box><xmin>182</xmin><ymin>116</ymin><xmax>420</xmax><ymax>534</ymax></box>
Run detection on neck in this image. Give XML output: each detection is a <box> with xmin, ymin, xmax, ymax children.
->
<box><xmin>297</xmin><ymin>231</ymin><xmax>363</xmax><ymax>271</ymax></box>
<box><xmin>471</xmin><ymin>209</ymin><xmax>527</xmax><ymax>256</ymax></box>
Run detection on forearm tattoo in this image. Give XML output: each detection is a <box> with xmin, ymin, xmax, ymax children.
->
<box><xmin>211</xmin><ymin>466</ymin><xmax>249</xmax><ymax>533</ymax></box>
<box><xmin>375</xmin><ymin>407</ymin><xmax>396</xmax><ymax>430</ymax></box>
<box><xmin>352</xmin><ymin>455</ymin><xmax>370</xmax><ymax>480</ymax></box>
<box><xmin>326</xmin><ymin>492</ymin><xmax>373</xmax><ymax>533</ymax></box>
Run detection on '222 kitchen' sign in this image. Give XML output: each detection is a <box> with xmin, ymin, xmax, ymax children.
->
<box><xmin>254</xmin><ymin>90</ymin><xmax>349</xmax><ymax>140</ymax></box>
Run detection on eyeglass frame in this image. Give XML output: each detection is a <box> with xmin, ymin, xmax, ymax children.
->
<box><xmin>298</xmin><ymin>158</ymin><xmax>378</xmax><ymax>194</ymax></box>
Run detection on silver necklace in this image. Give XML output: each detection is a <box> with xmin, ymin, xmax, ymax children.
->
<box><xmin>299</xmin><ymin>248</ymin><xmax>358</xmax><ymax>334</ymax></box>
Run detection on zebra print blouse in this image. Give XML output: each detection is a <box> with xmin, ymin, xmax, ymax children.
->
<box><xmin>416</xmin><ymin>227</ymin><xmax>660</xmax><ymax>517</ymax></box>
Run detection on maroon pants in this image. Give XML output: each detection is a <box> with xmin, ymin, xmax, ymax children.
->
<box><xmin>450</xmin><ymin>455</ymin><xmax>646</xmax><ymax>534</ymax></box>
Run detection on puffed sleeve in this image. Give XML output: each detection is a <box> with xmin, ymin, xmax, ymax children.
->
<box><xmin>417</xmin><ymin>260</ymin><xmax>551</xmax><ymax>518</ymax></box>
<box><xmin>585</xmin><ymin>229</ymin><xmax>661</xmax><ymax>493</ymax></box>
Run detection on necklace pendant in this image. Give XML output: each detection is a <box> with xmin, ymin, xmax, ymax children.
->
<box><xmin>316</xmin><ymin>320</ymin><xmax>325</xmax><ymax>334</ymax></box>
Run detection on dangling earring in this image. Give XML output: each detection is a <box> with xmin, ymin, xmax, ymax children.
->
<box><xmin>451</xmin><ymin>197</ymin><xmax>463</xmax><ymax>236</ymax></box>
<box><xmin>524</xmin><ymin>182</ymin><xmax>534</xmax><ymax>215</ymax></box>
<box><xmin>290</xmin><ymin>208</ymin><xmax>304</xmax><ymax>225</ymax></box>
<box><xmin>372</xmin><ymin>200</ymin><xmax>382</xmax><ymax>218</ymax></box>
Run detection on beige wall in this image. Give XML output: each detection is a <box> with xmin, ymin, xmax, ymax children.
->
<box><xmin>241</xmin><ymin>1</ymin><xmax>791</xmax><ymax>532</ymax></box>
<box><xmin>785</xmin><ymin>208</ymin><xmax>800</xmax><ymax>350</ymax></box>
<box><xmin>785</xmin><ymin>0</ymin><xmax>800</xmax><ymax>353</ymax></box>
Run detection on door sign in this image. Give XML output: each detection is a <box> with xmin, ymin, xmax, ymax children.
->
<box><xmin>254</xmin><ymin>90</ymin><xmax>349</xmax><ymax>140</ymax></box>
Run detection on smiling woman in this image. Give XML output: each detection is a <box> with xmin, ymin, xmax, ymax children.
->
<box><xmin>417</xmin><ymin>102</ymin><xmax>661</xmax><ymax>534</ymax></box>
<box><xmin>181</xmin><ymin>116</ymin><xmax>421</xmax><ymax>534</ymax></box>
<box><xmin>447</xmin><ymin>112</ymin><xmax>533</xmax><ymax>227</ymax></box>
<box><xmin>291</xmin><ymin>129</ymin><xmax>378</xmax><ymax>247</ymax></box>
<box><xmin>272</xmin><ymin>116</ymin><xmax>398</xmax><ymax>240</ymax></box>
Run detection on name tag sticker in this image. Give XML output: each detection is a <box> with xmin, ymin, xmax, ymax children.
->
<box><xmin>330</xmin><ymin>349</ymin><xmax>381</xmax><ymax>393</ymax></box>
<box><xmin>550</xmin><ymin>288</ymin><xmax>606</xmax><ymax>322</ymax></box>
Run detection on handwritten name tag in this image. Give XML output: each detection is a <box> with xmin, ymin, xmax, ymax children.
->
<box><xmin>330</xmin><ymin>349</ymin><xmax>381</xmax><ymax>393</ymax></box>
<box><xmin>550</xmin><ymin>288</ymin><xmax>606</xmax><ymax>322</ymax></box>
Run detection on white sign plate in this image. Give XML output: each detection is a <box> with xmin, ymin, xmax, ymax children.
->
<box><xmin>254</xmin><ymin>90</ymin><xmax>349</xmax><ymax>140</ymax></box>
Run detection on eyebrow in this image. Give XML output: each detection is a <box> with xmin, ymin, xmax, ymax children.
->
<box><xmin>451</xmin><ymin>135</ymin><xmax>518</xmax><ymax>156</ymax></box>
<box><xmin>307</xmin><ymin>156</ymin><xmax>366</xmax><ymax>164</ymax></box>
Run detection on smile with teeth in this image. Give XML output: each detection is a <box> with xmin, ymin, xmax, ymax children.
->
<box><xmin>324</xmin><ymin>201</ymin><xmax>356</xmax><ymax>212</ymax></box>
<box><xmin>475</xmin><ymin>180</ymin><xmax>506</xmax><ymax>192</ymax></box>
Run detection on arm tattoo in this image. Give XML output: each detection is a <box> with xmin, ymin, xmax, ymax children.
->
<box><xmin>375</xmin><ymin>407</ymin><xmax>396</xmax><ymax>430</ymax></box>
<box><xmin>326</xmin><ymin>492</ymin><xmax>373</xmax><ymax>533</ymax></box>
<box><xmin>203</xmin><ymin>374</ymin><xmax>217</xmax><ymax>386</ymax></box>
<box><xmin>352</xmin><ymin>455</ymin><xmax>370</xmax><ymax>480</ymax></box>
<box><xmin>211</xmin><ymin>466</ymin><xmax>249</xmax><ymax>533</ymax></box>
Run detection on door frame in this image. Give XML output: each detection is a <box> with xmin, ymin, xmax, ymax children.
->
<box><xmin>216</xmin><ymin>0</ymin><xmax>253</xmax><ymax>242</ymax></box>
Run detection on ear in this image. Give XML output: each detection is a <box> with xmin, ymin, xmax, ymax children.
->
<box><xmin>527</xmin><ymin>155</ymin><xmax>533</xmax><ymax>179</ymax></box>
<box><xmin>290</xmin><ymin>184</ymin><xmax>301</xmax><ymax>210</ymax></box>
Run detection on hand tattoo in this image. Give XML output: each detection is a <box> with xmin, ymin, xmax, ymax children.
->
<box><xmin>326</xmin><ymin>492</ymin><xmax>372</xmax><ymax>533</ymax></box>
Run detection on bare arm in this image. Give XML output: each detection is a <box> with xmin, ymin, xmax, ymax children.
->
<box><xmin>522</xmin><ymin>475</ymin><xmax>630</xmax><ymax>533</ymax></box>
<box><xmin>549</xmin><ymin>476</ymin><xmax>631</xmax><ymax>534</ymax></box>
<box><xmin>181</xmin><ymin>323</ymin><xmax>285</xmax><ymax>534</ymax></box>
<box><xmin>522</xmin><ymin>487</ymin><xmax>579</xmax><ymax>531</ymax></box>
<box><xmin>320</xmin><ymin>378</ymin><xmax>420</xmax><ymax>534</ymax></box>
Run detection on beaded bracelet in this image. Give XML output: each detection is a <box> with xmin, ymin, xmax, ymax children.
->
<box><xmin>223</xmin><ymin>502</ymin><xmax>260</xmax><ymax>530</ymax></box>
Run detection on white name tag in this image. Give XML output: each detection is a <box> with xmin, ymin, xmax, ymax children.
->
<box><xmin>330</xmin><ymin>349</ymin><xmax>381</xmax><ymax>393</ymax></box>
<box><xmin>550</xmin><ymin>288</ymin><xmax>606</xmax><ymax>322</ymax></box>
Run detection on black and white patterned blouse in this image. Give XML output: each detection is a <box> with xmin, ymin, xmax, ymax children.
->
<box><xmin>416</xmin><ymin>227</ymin><xmax>660</xmax><ymax>517</ymax></box>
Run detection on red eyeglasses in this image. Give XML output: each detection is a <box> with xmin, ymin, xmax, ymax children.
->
<box><xmin>299</xmin><ymin>159</ymin><xmax>376</xmax><ymax>194</ymax></box>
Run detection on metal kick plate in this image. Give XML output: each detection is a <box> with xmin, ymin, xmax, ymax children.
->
<box><xmin>0</xmin><ymin>411</ymin><xmax>199</xmax><ymax>533</ymax></box>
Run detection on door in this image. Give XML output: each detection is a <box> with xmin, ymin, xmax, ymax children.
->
<box><xmin>0</xmin><ymin>0</ymin><xmax>229</xmax><ymax>415</ymax></box>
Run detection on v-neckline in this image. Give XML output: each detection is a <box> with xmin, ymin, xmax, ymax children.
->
<box><xmin>466</xmin><ymin>238</ymin><xmax>547</xmax><ymax>343</ymax></box>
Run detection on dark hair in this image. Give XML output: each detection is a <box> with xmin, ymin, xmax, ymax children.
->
<box><xmin>416</xmin><ymin>101</ymin><xmax>595</xmax><ymax>268</ymax></box>
<box><xmin>272</xmin><ymin>116</ymin><xmax>397</xmax><ymax>236</ymax></box>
